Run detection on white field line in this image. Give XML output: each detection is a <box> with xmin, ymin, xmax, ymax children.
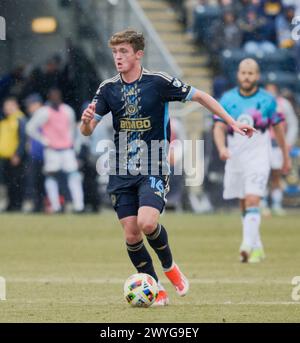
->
<box><xmin>3</xmin><ymin>299</ymin><xmax>300</xmax><ymax>306</ymax></box>
<box><xmin>6</xmin><ymin>277</ymin><xmax>294</xmax><ymax>285</ymax></box>
<box><xmin>4</xmin><ymin>278</ymin><xmax>300</xmax><ymax>306</ymax></box>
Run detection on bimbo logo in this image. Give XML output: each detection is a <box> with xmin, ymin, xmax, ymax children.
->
<box><xmin>0</xmin><ymin>16</ymin><xmax>6</xmax><ymax>40</ymax></box>
<box><xmin>292</xmin><ymin>16</ymin><xmax>300</xmax><ymax>41</ymax></box>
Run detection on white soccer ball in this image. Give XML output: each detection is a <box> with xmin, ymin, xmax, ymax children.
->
<box><xmin>124</xmin><ymin>273</ymin><xmax>158</xmax><ymax>307</ymax></box>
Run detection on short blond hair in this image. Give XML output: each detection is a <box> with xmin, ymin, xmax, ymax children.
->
<box><xmin>109</xmin><ymin>29</ymin><xmax>145</xmax><ymax>52</ymax></box>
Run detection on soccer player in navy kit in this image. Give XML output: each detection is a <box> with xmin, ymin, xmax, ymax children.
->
<box><xmin>80</xmin><ymin>29</ymin><xmax>256</xmax><ymax>306</ymax></box>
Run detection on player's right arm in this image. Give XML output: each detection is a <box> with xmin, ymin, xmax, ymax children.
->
<box><xmin>80</xmin><ymin>82</ymin><xmax>110</xmax><ymax>136</ymax></box>
<box><xmin>80</xmin><ymin>103</ymin><xmax>99</xmax><ymax>136</ymax></box>
<box><xmin>213</xmin><ymin>121</ymin><xmax>230</xmax><ymax>161</ymax></box>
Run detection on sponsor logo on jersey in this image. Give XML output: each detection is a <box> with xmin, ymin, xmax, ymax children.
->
<box><xmin>120</xmin><ymin>117</ymin><xmax>152</xmax><ymax>132</ymax></box>
<box><xmin>172</xmin><ymin>78</ymin><xmax>182</xmax><ymax>88</ymax></box>
<box><xmin>126</xmin><ymin>104</ymin><xmax>138</xmax><ymax>116</ymax></box>
<box><xmin>237</xmin><ymin>113</ymin><xmax>254</xmax><ymax>127</ymax></box>
<box><xmin>182</xmin><ymin>86</ymin><xmax>188</xmax><ymax>93</ymax></box>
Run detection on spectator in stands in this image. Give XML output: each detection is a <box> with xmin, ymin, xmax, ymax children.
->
<box><xmin>0</xmin><ymin>97</ymin><xmax>26</xmax><ymax>211</ymax></box>
<box><xmin>63</xmin><ymin>41</ymin><xmax>100</xmax><ymax>119</ymax></box>
<box><xmin>21</xmin><ymin>68</ymin><xmax>44</xmax><ymax>100</ymax></box>
<box><xmin>167</xmin><ymin>118</ymin><xmax>186</xmax><ymax>211</ymax></box>
<box><xmin>281</xmin><ymin>88</ymin><xmax>300</xmax><ymax>131</ymax></box>
<box><xmin>40</xmin><ymin>56</ymin><xmax>64</xmax><ymax>99</ymax></box>
<box><xmin>24</xmin><ymin>94</ymin><xmax>45</xmax><ymax>212</ymax></box>
<box><xmin>185</xmin><ymin>0</ymin><xmax>210</xmax><ymax>37</ymax></box>
<box><xmin>217</xmin><ymin>0</ymin><xmax>235</xmax><ymax>11</ymax></box>
<box><xmin>275</xmin><ymin>5</ymin><xmax>297</xmax><ymax>48</ymax></box>
<box><xmin>75</xmin><ymin>104</ymin><xmax>114</xmax><ymax>212</ymax></box>
<box><xmin>26</xmin><ymin>88</ymin><xmax>84</xmax><ymax>213</ymax></box>
<box><xmin>239</xmin><ymin>6</ymin><xmax>277</xmax><ymax>53</ymax></box>
<box><xmin>283</xmin><ymin>0</ymin><xmax>300</xmax><ymax>15</ymax></box>
<box><xmin>210</xmin><ymin>9</ymin><xmax>242</xmax><ymax>53</ymax></box>
<box><xmin>0</xmin><ymin>66</ymin><xmax>26</xmax><ymax>105</ymax></box>
<box><xmin>233</xmin><ymin>0</ymin><xmax>254</xmax><ymax>16</ymax></box>
<box><xmin>259</xmin><ymin>0</ymin><xmax>283</xmax><ymax>20</ymax></box>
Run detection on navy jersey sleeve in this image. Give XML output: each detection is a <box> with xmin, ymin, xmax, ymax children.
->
<box><xmin>158</xmin><ymin>73</ymin><xmax>196</xmax><ymax>102</ymax></box>
<box><xmin>92</xmin><ymin>83</ymin><xmax>110</xmax><ymax>121</ymax></box>
<box><xmin>269</xmin><ymin>97</ymin><xmax>285</xmax><ymax>126</ymax></box>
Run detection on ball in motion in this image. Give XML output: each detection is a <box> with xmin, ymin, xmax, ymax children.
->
<box><xmin>124</xmin><ymin>273</ymin><xmax>158</xmax><ymax>307</ymax></box>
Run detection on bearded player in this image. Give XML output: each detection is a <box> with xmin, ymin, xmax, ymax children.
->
<box><xmin>213</xmin><ymin>58</ymin><xmax>291</xmax><ymax>263</ymax></box>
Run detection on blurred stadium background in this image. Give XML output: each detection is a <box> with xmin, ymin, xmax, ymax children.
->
<box><xmin>0</xmin><ymin>0</ymin><xmax>300</xmax><ymax>322</ymax></box>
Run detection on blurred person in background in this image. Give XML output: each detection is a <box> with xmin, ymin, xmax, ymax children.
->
<box><xmin>239</xmin><ymin>6</ymin><xmax>277</xmax><ymax>53</ymax></box>
<box><xmin>24</xmin><ymin>94</ymin><xmax>46</xmax><ymax>213</ymax></box>
<box><xmin>263</xmin><ymin>83</ymin><xmax>299</xmax><ymax>215</ymax></box>
<box><xmin>275</xmin><ymin>5</ymin><xmax>300</xmax><ymax>72</ymax></box>
<box><xmin>184</xmin><ymin>0</ymin><xmax>210</xmax><ymax>37</ymax></box>
<box><xmin>26</xmin><ymin>88</ymin><xmax>84</xmax><ymax>213</ymax></box>
<box><xmin>233</xmin><ymin>0</ymin><xmax>257</xmax><ymax>16</ymax></box>
<box><xmin>281</xmin><ymin>88</ymin><xmax>300</xmax><ymax>125</ymax></box>
<box><xmin>213</xmin><ymin>59</ymin><xmax>291</xmax><ymax>263</ymax></box>
<box><xmin>21</xmin><ymin>68</ymin><xmax>45</xmax><ymax>101</ymax></box>
<box><xmin>275</xmin><ymin>5</ymin><xmax>297</xmax><ymax>48</ymax></box>
<box><xmin>282</xmin><ymin>0</ymin><xmax>300</xmax><ymax>15</ymax></box>
<box><xmin>166</xmin><ymin>117</ymin><xmax>186</xmax><ymax>211</ymax></box>
<box><xmin>40</xmin><ymin>56</ymin><xmax>64</xmax><ymax>99</ymax></box>
<box><xmin>0</xmin><ymin>66</ymin><xmax>27</xmax><ymax>105</ymax></box>
<box><xmin>259</xmin><ymin>0</ymin><xmax>282</xmax><ymax>20</ymax></box>
<box><xmin>209</xmin><ymin>8</ymin><xmax>242</xmax><ymax>69</ymax></box>
<box><xmin>76</xmin><ymin>105</ymin><xmax>114</xmax><ymax>212</ymax></box>
<box><xmin>0</xmin><ymin>97</ymin><xmax>26</xmax><ymax>211</ymax></box>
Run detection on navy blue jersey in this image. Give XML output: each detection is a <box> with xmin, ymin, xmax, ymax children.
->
<box><xmin>93</xmin><ymin>68</ymin><xmax>195</xmax><ymax>175</ymax></box>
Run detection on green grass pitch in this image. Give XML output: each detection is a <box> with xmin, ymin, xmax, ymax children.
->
<box><xmin>0</xmin><ymin>211</ymin><xmax>300</xmax><ymax>322</ymax></box>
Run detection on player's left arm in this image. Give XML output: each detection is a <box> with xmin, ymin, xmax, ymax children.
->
<box><xmin>273</xmin><ymin>122</ymin><xmax>292</xmax><ymax>174</ymax></box>
<box><xmin>191</xmin><ymin>89</ymin><xmax>256</xmax><ymax>137</ymax></box>
<box><xmin>284</xmin><ymin>100</ymin><xmax>299</xmax><ymax>147</ymax></box>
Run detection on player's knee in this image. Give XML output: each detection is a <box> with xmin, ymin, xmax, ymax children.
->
<box><xmin>245</xmin><ymin>195</ymin><xmax>260</xmax><ymax>208</ymax></box>
<box><xmin>125</xmin><ymin>232</ymin><xmax>142</xmax><ymax>245</ymax></box>
<box><xmin>271</xmin><ymin>174</ymin><xmax>281</xmax><ymax>189</ymax></box>
<box><xmin>137</xmin><ymin>218</ymin><xmax>157</xmax><ymax>235</ymax></box>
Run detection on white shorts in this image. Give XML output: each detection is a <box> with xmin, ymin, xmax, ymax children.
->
<box><xmin>223</xmin><ymin>160</ymin><xmax>270</xmax><ymax>200</ymax></box>
<box><xmin>44</xmin><ymin>148</ymin><xmax>78</xmax><ymax>174</ymax></box>
<box><xmin>270</xmin><ymin>147</ymin><xmax>283</xmax><ymax>170</ymax></box>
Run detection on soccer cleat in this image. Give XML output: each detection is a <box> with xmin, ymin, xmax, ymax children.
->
<box><xmin>164</xmin><ymin>263</ymin><xmax>189</xmax><ymax>296</ymax></box>
<box><xmin>249</xmin><ymin>248</ymin><xmax>266</xmax><ymax>263</ymax></box>
<box><xmin>272</xmin><ymin>207</ymin><xmax>286</xmax><ymax>216</ymax></box>
<box><xmin>240</xmin><ymin>250</ymin><xmax>250</xmax><ymax>263</ymax></box>
<box><xmin>240</xmin><ymin>244</ymin><xmax>251</xmax><ymax>263</ymax></box>
<box><xmin>152</xmin><ymin>290</ymin><xmax>169</xmax><ymax>306</ymax></box>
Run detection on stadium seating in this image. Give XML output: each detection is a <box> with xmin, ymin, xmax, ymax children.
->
<box><xmin>193</xmin><ymin>4</ymin><xmax>299</xmax><ymax>101</ymax></box>
<box><xmin>193</xmin><ymin>5</ymin><xmax>221</xmax><ymax>45</ymax></box>
<box><xmin>220</xmin><ymin>48</ymin><xmax>296</xmax><ymax>73</ymax></box>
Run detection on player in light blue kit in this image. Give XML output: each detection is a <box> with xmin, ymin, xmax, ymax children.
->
<box><xmin>213</xmin><ymin>59</ymin><xmax>291</xmax><ymax>263</ymax></box>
